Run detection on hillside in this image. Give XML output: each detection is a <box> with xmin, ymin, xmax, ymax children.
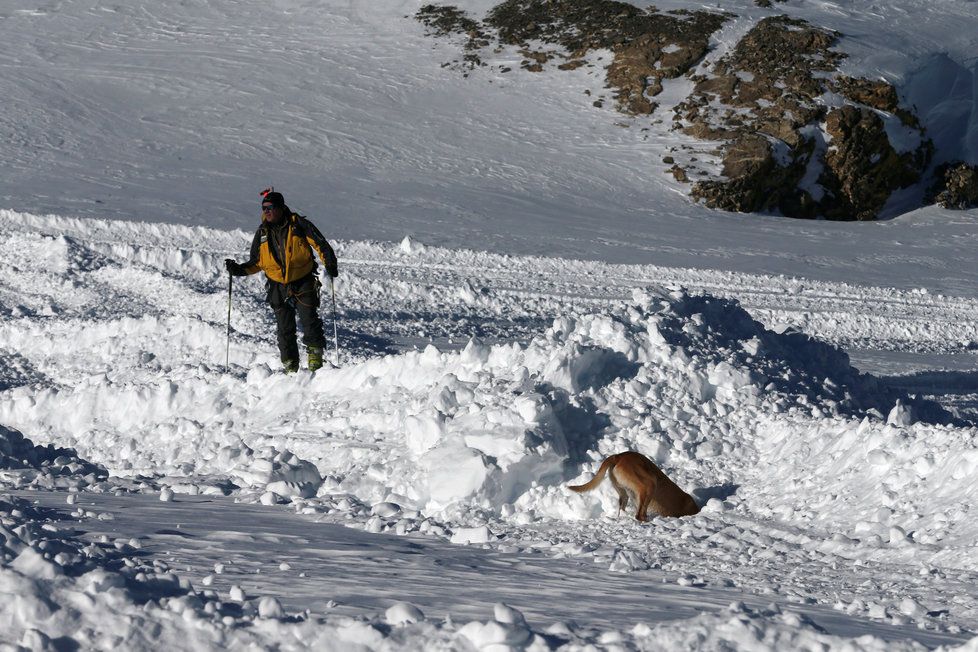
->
<box><xmin>1</xmin><ymin>0</ymin><xmax>978</xmax><ymax>649</ymax></box>
<box><xmin>1</xmin><ymin>0</ymin><xmax>976</xmax><ymax>289</ymax></box>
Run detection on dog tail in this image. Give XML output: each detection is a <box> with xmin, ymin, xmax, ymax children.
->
<box><xmin>567</xmin><ymin>454</ymin><xmax>619</xmax><ymax>494</ymax></box>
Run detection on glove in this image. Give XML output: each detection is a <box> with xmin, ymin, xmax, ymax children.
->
<box><xmin>327</xmin><ymin>263</ymin><xmax>339</xmax><ymax>279</ymax></box>
<box><xmin>225</xmin><ymin>259</ymin><xmax>246</xmax><ymax>276</ymax></box>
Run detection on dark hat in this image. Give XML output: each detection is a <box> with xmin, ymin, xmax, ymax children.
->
<box><xmin>260</xmin><ymin>188</ymin><xmax>285</xmax><ymax>207</ymax></box>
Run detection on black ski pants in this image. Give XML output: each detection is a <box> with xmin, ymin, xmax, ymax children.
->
<box><xmin>267</xmin><ymin>273</ymin><xmax>326</xmax><ymax>362</ymax></box>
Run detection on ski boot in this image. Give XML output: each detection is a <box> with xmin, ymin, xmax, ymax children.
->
<box><xmin>307</xmin><ymin>346</ymin><xmax>324</xmax><ymax>372</ymax></box>
<box><xmin>282</xmin><ymin>358</ymin><xmax>299</xmax><ymax>374</ymax></box>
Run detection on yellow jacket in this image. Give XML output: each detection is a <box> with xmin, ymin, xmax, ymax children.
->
<box><xmin>242</xmin><ymin>211</ymin><xmax>337</xmax><ymax>284</ymax></box>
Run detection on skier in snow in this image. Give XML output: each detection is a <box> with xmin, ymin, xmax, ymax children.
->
<box><xmin>225</xmin><ymin>189</ymin><xmax>339</xmax><ymax>373</ymax></box>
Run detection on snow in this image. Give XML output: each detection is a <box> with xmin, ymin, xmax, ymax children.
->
<box><xmin>2</xmin><ymin>0</ymin><xmax>978</xmax><ymax>648</ymax></box>
<box><xmin>903</xmin><ymin>53</ymin><xmax>978</xmax><ymax>165</ymax></box>
<box><xmin>2</xmin><ymin>212</ymin><xmax>978</xmax><ymax>649</ymax></box>
<box><xmin>4</xmin><ymin>489</ymin><xmax>970</xmax><ymax>650</ymax></box>
<box><xmin>1</xmin><ymin>0</ymin><xmax>977</xmax><ymax>292</ymax></box>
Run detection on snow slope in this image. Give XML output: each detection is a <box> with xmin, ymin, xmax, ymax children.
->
<box><xmin>2</xmin><ymin>213</ymin><xmax>978</xmax><ymax>649</ymax></box>
<box><xmin>1</xmin><ymin>0</ymin><xmax>977</xmax><ymax>293</ymax></box>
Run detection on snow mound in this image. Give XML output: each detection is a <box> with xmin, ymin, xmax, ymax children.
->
<box><xmin>747</xmin><ymin>413</ymin><xmax>978</xmax><ymax>561</ymax></box>
<box><xmin>296</xmin><ymin>286</ymin><xmax>951</xmax><ymax>522</ymax></box>
<box><xmin>228</xmin><ymin>446</ymin><xmax>323</xmax><ymax>500</ymax></box>
<box><xmin>621</xmin><ymin>601</ymin><xmax>932</xmax><ymax>652</ymax></box>
<box><xmin>4</xmin><ymin>288</ymin><xmax>954</xmax><ymax>526</ymax></box>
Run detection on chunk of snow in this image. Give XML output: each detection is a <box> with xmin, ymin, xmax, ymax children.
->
<box><xmin>258</xmin><ymin>596</ymin><xmax>284</xmax><ymax>619</ymax></box>
<box><xmin>451</xmin><ymin>525</ymin><xmax>492</xmax><ymax>545</ymax></box>
<box><xmin>11</xmin><ymin>547</ymin><xmax>62</xmax><ymax>579</ymax></box>
<box><xmin>371</xmin><ymin>502</ymin><xmax>402</xmax><ymax>518</ymax></box>
<box><xmin>385</xmin><ymin>601</ymin><xmax>425</xmax><ymax>625</ymax></box>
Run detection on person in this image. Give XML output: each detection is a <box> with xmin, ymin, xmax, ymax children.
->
<box><xmin>225</xmin><ymin>189</ymin><xmax>338</xmax><ymax>372</ymax></box>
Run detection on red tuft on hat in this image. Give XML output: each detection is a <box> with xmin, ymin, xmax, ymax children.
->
<box><xmin>260</xmin><ymin>187</ymin><xmax>285</xmax><ymax>208</ymax></box>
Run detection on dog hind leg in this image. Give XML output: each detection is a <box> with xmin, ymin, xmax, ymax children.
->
<box><xmin>636</xmin><ymin>482</ymin><xmax>657</xmax><ymax>522</ymax></box>
<box><xmin>610</xmin><ymin>473</ymin><xmax>630</xmax><ymax>518</ymax></box>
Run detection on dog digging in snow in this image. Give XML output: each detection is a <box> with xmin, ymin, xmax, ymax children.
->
<box><xmin>568</xmin><ymin>451</ymin><xmax>700</xmax><ymax>521</ymax></box>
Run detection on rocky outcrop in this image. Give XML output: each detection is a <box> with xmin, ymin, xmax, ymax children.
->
<box><xmin>680</xmin><ymin>17</ymin><xmax>837</xmax><ymax>216</ymax></box>
<box><xmin>421</xmin><ymin>0</ymin><xmax>729</xmax><ymax>114</ymax></box>
<box><xmin>603</xmin><ymin>12</ymin><xmax>728</xmax><ymax>114</ymax></box>
<box><xmin>830</xmin><ymin>76</ymin><xmax>921</xmax><ymax>129</ymax></box>
<box><xmin>692</xmin><ymin>134</ymin><xmax>817</xmax><ymax>217</ymax></box>
<box><xmin>417</xmin><ymin>6</ymin><xmax>936</xmax><ymax>221</ymax></box>
<box><xmin>679</xmin><ymin>16</ymin><xmax>931</xmax><ymax>220</ymax></box>
<box><xmin>416</xmin><ymin>4</ymin><xmax>491</xmax><ymax>68</ymax></box>
<box><xmin>930</xmin><ymin>163</ymin><xmax>978</xmax><ymax>209</ymax></box>
<box><xmin>820</xmin><ymin>106</ymin><xmax>925</xmax><ymax>220</ymax></box>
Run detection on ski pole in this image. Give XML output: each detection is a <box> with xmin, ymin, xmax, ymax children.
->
<box><xmin>226</xmin><ymin>272</ymin><xmax>233</xmax><ymax>371</ymax></box>
<box><xmin>329</xmin><ymin>275</ymin><xmax>340</xmax><ymax>365</ymax></box>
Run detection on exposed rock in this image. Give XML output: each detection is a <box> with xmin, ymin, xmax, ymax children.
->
<box><xmin>721</xmin><ymin>133</ymin><xmax>776</xmax><ymax>180</ymax></box>
<box><xmin>558</xmin><ymin>59</ymin><xmax>587</xmax><ymax>71</ymax></box>
<box><xmin>691</xmin><ymin>133</ymin><xmax>817</xmax><ymax>217</ymax></box>
<box><xmin>831</xmin><ymin>76</ymin><xmax>920</xmax><ymax>128</ymax></box>
<box><xmin>679</xmin><ymin>16</ymin><xmax>930</xmax><ymax>220</ymax></box>
<box><xmin>930</xmin><ymin>162</ymin><xmax>978</xmax><ymax>209</ymax></box>
<box><xmin>831</xmin><ymin>76</ymin><xmax>898</xmax><ymax>113</ymax></box>
<box><xmin>677</xmin><ymin>16</ymin><xmax>839</xmax><ymax>145</ymax></box>
<box><xmin>417</xmin><ymin>1</ymin><xmax>728</xmax><ymax>113</ymax></box>
<box><xmin>520</xmin><ymin>49</ymin><xmax>553</xmax><ymax>72</ymax></box>
<box><xmin>486</xmin><ymin>0</ymin><xmax>653</xmax><ymax>51</ymax></box>
<box><xmin>416</xmin><ymin>4</ymin><xmax>491</xmax><ymax>68</ymax></box>
<box><xmin>416</xmin><ymin>6</ymin><xmax>935</xmax><ymax>221</ymax></box>
<box><xmin>484</xmin><ymin>0</ymin><xmax>729</xmax><ymax>114</ymax></box>
<box><xmin>820</xmin><ymin>106</ymin><xmax>922</xmax><ymax>220</ymax></box>
<box><xmin>416</xmin><ymin>4</ymin><xmax>482</xmax><ymax>37</ymax></box>
<box><xmin>679</xmin><ymin>17</ymin><xmax>836</xmax><ymax>215</ymax></box>
<box><xmin>604</xmin><ymin>12</ymin><xmax>728</xmax><ymax>114</ymax></box>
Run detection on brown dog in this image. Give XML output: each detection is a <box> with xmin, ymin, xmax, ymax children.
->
<box><xmin>568</xmin><ymin>451</ymin><xmax>700</xmax><ymax>521</ymax></box>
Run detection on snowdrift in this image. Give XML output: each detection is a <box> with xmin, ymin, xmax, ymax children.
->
<box><xmin>5</xmin><ymin>287</ymin><xmax>966</xmax><ymax>536</ymax></box>
<box><xmin>4</xmin><ymin>219</ymin><xmax>978</xmax><ymax>645</ymax></box>
<box><xmin>4</xmin><ymin>288</ymin><xmax>977</xmax><ymax>648</ymax></box>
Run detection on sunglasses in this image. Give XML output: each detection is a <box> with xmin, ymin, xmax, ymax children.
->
<box><xmin>261</xmin><ymin>205</ymin><xmax>276</xmax><ymax>213</ymax></box>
